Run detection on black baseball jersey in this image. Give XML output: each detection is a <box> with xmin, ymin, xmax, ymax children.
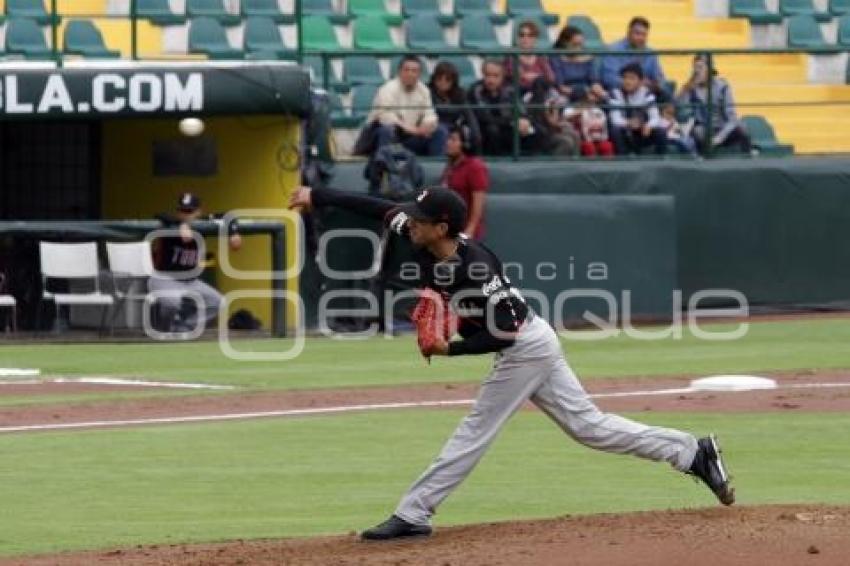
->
<box><xmin>312</xmin><ymin>188</ymin><xmax>530</xmax><ymax>356</ymax></box>
<box><xmin>153</xmin><ymin>214</ymin><xmax>239</xmax><ymax>275</ymax></box>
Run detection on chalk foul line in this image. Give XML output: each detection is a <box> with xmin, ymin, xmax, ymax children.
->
<box><xmin>1</xmin><ymin>382</ymin><xmax>849</xmax><ymax>434</ymax></box>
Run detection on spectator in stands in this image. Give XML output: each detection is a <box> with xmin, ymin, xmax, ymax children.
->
<box><xmin>550</xmin><ymin>25</ymin><xmax>607</xmax><ymax>103</ymax></box>
<box><xmin>365</xmin><ymin>55</ymin><xmax>447</xmax><ymax>156</ymax></box>
<box><xmin>564</xmin><ymin>100</ymin><xmax>614</xmax><ymax>157</ymax></box>
<box><xmin>600</xmin><ymin>17</ymin><xmax>668</xmax><ymax>100</ymax></box>
<box><xmin>505</xmin><ymin>20</ymin><xmax>556</xmax><ymax>93</ymax></box>
<box><xmin>609</xmin><ymin>63</ymin><xmax>667</xmax><ymax>155</ymax></box>
<box><xmin>660</xmin><ymin>103</ymin><xmax>698</xmax><ymax>156</ymax></box>
<box><xmin>440</xmin><ymin>125</ymin><xmax>489</xmax><ymax>239</ymax></box>
<box><xmin>468</xmin><ymin>59</ymin><xmax>532</xmax><ymax>155</ymax></box>
<box><xmin>676</xmin><ymin>54</ymin><xmax>752</xmax><ymax>155</ymax></box>
<box><xmin>150</xmin><ymin>193</ymin><xmax>241</xmax><ymax>334</ymax></box>
<box><xmin>428</xmin><ymin>61</ymin><xmax>482</xmax><ymax>154</ymax></box>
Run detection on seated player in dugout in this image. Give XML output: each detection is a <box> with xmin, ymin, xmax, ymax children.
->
<box><xmin>288</xmin><ymin>185</ymin><xmax>735</xmax><ymax>541</ymax></box>
<box><xmin>150</xmin><ymin>193</ymin><xmax>241</xmax><ymax>334</ymax></box>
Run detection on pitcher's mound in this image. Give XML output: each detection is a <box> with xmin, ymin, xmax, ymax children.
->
<box><xmin>17</xmin><ymin>505</ymin><xmax>850</xmax><ymax>566</ymax></box>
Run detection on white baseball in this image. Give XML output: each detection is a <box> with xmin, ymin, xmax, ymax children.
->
<box><xmin>179</xmin><ymin>117</ymin><xmax>205</xmax><ymax>137</ymax></box>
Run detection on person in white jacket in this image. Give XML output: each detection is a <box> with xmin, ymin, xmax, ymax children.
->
<box><xmin>366</xmin><ymin>55</ymin><xmax>448</xmax><ymax>156</ymax></box>
<box><xmin>608</xmin><ymin>62</ymin><xmax>668</xmax><ymax>155</ymax></box>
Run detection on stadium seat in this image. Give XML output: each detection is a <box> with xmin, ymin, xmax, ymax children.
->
<box><xmin>454</xmin><ymin>0</ymin><xmax>509</xmax><ymax>25</ymax></box>
<box><xmin>349</xmin><ymin>0</ymin><xmax>403</xmax><ymax>25</ymax></box>
<box><xmin>136</xmin><ymin>0</ymin><xmax>186</xmax><ymax>25</ymax></box>
<box><xmin>780</xmin><ymin>0</ymin><xmax>832</xmax><ymax>22</ymax></box>
<box><xmin>186</xmin><ymin>0</ymin><xmax>241</xmax><ymax>26</ymax></box>
<box><xmin>329</xmin><ymin>90</ymin><xmax>358</xmax><ymax>128</ymax></box>
<box><xmin>188</xmin><ymin>17</ymin><xmax>244</xmax><ymax>59</ymax></box>
<box><xmin>506</xmin><ymin>0</ymin><xmax>558</xmax><ymax>26</ymax></box>
<box><xmin>838</xmin><ymin>14</ymin><xmax>850</xmax><ymax>45</ymax></box>
<box><xmin>566</xmin><ymin>15</ymin><xmax>605</xmax><ymax>48</ymax></box>
<box><xmin>244</xmin><ymin>16</ymin><xmax>293</xmax><ymax>58</ymax></box>
<box><xmin>830</xmin><ymin>0</ymin><xmax>850</xmax><ymax>15</ymax></box>
<box><xmin>302</xmin><ymin>0</ymin><xmax>351</xmax><ymax>25</ymax></box>
<box><xmin>302</xmin><ymin>16</ymin><xmax>343</xmax><ymax>51</ymax></box>
<box><xmin>406</xmin><ymin>14</ymin><xmax>453</xmax><ymax>50</ymax></box>
<box><xmin>742</xmin><ymin>115</ymin><xmax>794</xmax><ymax>156</ymax></box>
<box><xmin>242</xmin><ymin>0</ymin><xmax>293</xmax><ymax>24</ymax></box>
<box><xmin>343</xmin><ymin>55</ymin><xmax>385</xmax><ymax>86</ymax></box>
<box><xmin>786</xmin><ymin>14</ymin><xmax>831</xmax><ymax>48</ymax></box>
<box><xmin>460</xmin><ymin>14</ymin><xmax>503</xmax><ymax>49</ymax></box>
<box><xmin>728</xmin><ymin>0</ymin><xmax>783</xmax><ymax>24</ymax></box>
<box><xmin>354</xmin><ymin>16</ymin><xmax>400</xmax><ymax>50</ymax></box>
<box><xmin>64</xmin><ymin>20</ymin><xmax>121</xmax><ymax>58</ymax></box>
<box><xmin>304</xmin><ymin>55</ymin><xmax>346</xmax><ymax>91</ymax></box>
<box><xmin>6</xmin><ymin>0</ymin><xmax>57</xmax><ymax>25</ymax></box>
<box><xmin>402</xmin><ymin>0</ymin><xmax>455</xmax><ymax>25</ymax></box>
<box><xmin>437</xmin><ymin>55</ymin><xmax>476</xmax><ymax>86</ymax></box>
<box><xmin>350</xmin><ymin>84</ymin><xmax>380</xmax><ymax>125</ymax></box>
<box><xmin>4</xmin><ymin>17</ymin><xmax>53</xmax><ymax>59</ymax></box>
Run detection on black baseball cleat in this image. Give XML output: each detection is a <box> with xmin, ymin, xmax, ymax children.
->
<box><xmin>688</xmin><ymin>434</ymin><xmax>735</xmax><ymax>506</ymax></box>
<box><xmin>361</xmin><ymin>515</ymin><xmax>432</xmax><ymax>541</ymax></box>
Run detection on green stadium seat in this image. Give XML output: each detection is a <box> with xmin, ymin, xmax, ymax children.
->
<box><xmin>304</xmin><ymin>55</ymin><xmax>347</xmax><ymax>91</ymax></box>
<box><xmin>242</xmin><ymin>0</ymin><xmax>293</xmax><ymax>25</ymax></box>
<box><xmin>566</xmin><ymin>15</ymin><xmax>605</xmax><ymax>48</ymax></box>
<box><xmin>830</xmin><ymin>0</ymin><xmax>850</xmax><ymax>15</ymax></box>
<box><xmin>349</xmin><ymin>0</ymin><xmax>403</xmax><ymax>25</ymax></box>
<box><xmin>780</xmin><ymin>0</ymin><xmax>832</xmax><ymax>22</ymax></box>
<box><xmin>302</xmin><ymin>16</ymin><xmax>343</xmax><ymax>51</ymax></box>
<box><xmin>4</xmin><ymin>17</ymin><xmax>53</xmax><ymax>59</ymax></box>
<box><xmin>64</xmin><ymin>20</ymin><xmax>121</xmax><ymax>58</ymax></box>
<box><xmin>728</xmin><ymin>0</ymin><xmax>783</xmax><ymax>24</ymax></box>
<box><xmin>244</xmin><ymin>16</ymin><xmax>293</xmax><ymax>58</ymax></box>
<box><xmin>350</xmin><ymin>84</ymin><xmax>379</xmax><ymax>125</ymax></box>
<box><xmin>186</xmin><ymin>0</ymin><xmax>241</xmax><ymax>26</ymax></box>
<box><xmin>303</xmin><ymin>0</ymin><xmax>351</xmax><ymax>25</ymax></box>
<box><xmin>786</xmin><ymin>14</ymin><xmax>831</xmax><ymax>48</ymax></box>
<box><xmin>343</xmin><ymin>56</ymin><xmax>385</xmax><ymax>86</ymax></box>
<box><xmin>460</xmin><ymin>14</ymin><xmax>503</xmax><ymax>49</ymax></box>
<box><xmin>136</xmin><ymin>0</ymin><xmax>185</xmax><ymax>25</ymax></box>
<box><xmin>188</xmin><ymin>17</ymin><xmax>244</xmax><ymax>59</ymax></box>
<box><xmin>742</xmin><ymin>115</ymin><xmax>794</xmax><ymax>156</ymax></box>
<box><xmin>407</xmin><ymin>14</ymin><xmax>453</xmax><ymax>50</ymax></box>
<box><xmin>354</xmin><ymin>16</ymin><xmax>400</xmax><ymax>50</ymax></box>
<box><xmin>838</xmin><ymin>14</ymin><xmax>850</xmax><ymax>45</ymax></box>
<box><xmin>438</xmin><ymin>55</ymin><xmax>476</xmax><ymax>86</ymax></box>
<box><xmin>506</xmin><ymin>0</ymin><xmax>558</xmax><ymax>26</ymax></box>
<box><xmin>6</xmin><ymin>0</ymin><xmax>57</xmax><ymax>25</ymax></box>
<box><xmin>402</xmin><ymin>0</ymin><xmax>455</xmax><ymax>25</ymax></box>
<box><xmin>329</xmin><ymin>90</ymin><xmax>358</xmax><ymax>128</ymax></box>
<box><xmin>454</xmin><ymin>0</ymin><xmax>509</xmax><ymax>25</ymax></box>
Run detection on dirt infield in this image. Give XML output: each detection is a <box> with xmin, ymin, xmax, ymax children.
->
<box><xmin>4</xmin><ymin>505</ymin><xmax>848</xmax><ymax>566</ymax></box>
<box><xmin>2</xmin><ymin>370</ymin><xmax>850</xmax><ymax>430</ymax></box>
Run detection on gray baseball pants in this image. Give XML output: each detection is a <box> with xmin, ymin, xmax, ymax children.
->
<box><xmin>395</xmin><ymin>316</ymin><xmax>698</xmax><ymax>526</ymax></box>
<box><xmin>148</xmin><ymin>276</ymin><xmax>222</xmax><ymax>330</ymax></box>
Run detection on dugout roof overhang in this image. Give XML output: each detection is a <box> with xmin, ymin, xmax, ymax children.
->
<box><xmin>0</xmin><ymin>60</ymin><xmax>311</xmax><ymax>120</ymax></box>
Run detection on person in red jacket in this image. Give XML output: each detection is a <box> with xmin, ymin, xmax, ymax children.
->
<box><xmin>439</xmin><ymin>126</ymin><xmax>489</xmax><ymax>240</ymax></box>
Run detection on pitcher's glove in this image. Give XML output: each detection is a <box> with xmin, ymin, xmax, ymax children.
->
<box><xmin>410</xmin><ymin>289</ymin><xmax>456</xmax><ymax>361</ymax></box>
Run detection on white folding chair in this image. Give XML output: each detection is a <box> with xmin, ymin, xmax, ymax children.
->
<box><xmin>0</xmin><ymin>272</ymin><xmax>15</xmax><ymax>334</ymax></box>
<box><xmin>38</xmin><ymin>242</ymin><xmax>114</xmax><ymax>333</ymax></box>
<box><xmin>106</xmin><ymin>241</ymin><xmax>155</xmax><ymax>330</ymax></box>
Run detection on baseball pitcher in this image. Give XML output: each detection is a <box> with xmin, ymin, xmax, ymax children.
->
<box><xmin>288</xmin><ymin>185</ymin><xmax>734</xmax><ymax>541</ymax></box>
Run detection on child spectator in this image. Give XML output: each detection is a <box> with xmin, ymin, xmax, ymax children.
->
<box><xmin>609</xmin><ymin>63</ymin><xmax>667</xmax><ymax>155</ymax></box>
<box><xmin>565</xmin><ymin>101</ymin><xmax>614</xmax><ymax>157</ymax></box>
<box><xmin>659</xmin><ymin>103</ymin><xmax>697</xmax><ymax>156</ymax></box>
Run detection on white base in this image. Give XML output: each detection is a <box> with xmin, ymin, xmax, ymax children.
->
<box><xmin>690</xmin><ymin>374</ymin><xmax>778</xmax><ymax>392</ymax></box>
<box><xmin>0</xmin><ymin>368</ymin><xmax>41</xmax><ymax>377</ymax></box>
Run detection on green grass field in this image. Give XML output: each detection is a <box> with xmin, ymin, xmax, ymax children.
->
<box><xmin>1</xmin><ymin>318</ymin><xmax>849</xmax><ymax>557</ymax></box>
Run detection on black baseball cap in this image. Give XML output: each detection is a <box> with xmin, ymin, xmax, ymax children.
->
<box><xmin>399</xmin><ymin>187</ymin><xmax>467</xmax><ymax>236</ymax></box>
<box><xmin>177</xmin><ymin>192</ymin><xmax>201</xmax><ymax>212</ymax></box>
